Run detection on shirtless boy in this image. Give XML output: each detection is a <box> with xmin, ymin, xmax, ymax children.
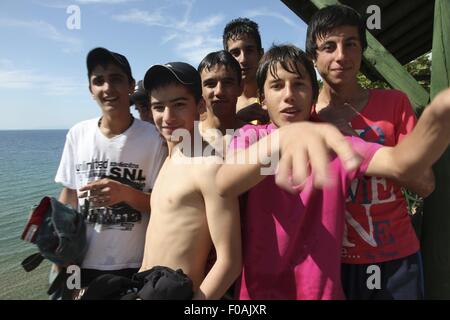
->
<box><xmin>139</xmin><ymin>62</ymin><xmax>242</xmax><ymax>300</ymax></box>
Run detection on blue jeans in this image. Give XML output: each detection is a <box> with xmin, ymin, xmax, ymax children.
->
<box><xmin>341</xmin><ymin>252</ymin><xmax>424</xmax><ymax>300</ymax></box>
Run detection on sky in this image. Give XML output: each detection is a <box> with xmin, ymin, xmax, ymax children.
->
<box><xmin>0</xmin><ymin>0</ymin><xmax>308</xmax><ymax>130</ymax></box>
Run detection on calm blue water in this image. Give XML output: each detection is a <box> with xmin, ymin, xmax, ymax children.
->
<box><xmin>0</xmin><ymin>130</ymin><xmax>67</xmax><ymax>299</ymax></box>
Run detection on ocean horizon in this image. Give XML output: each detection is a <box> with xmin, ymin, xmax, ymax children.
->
<box><xmin>0</xmin><ymin>129</ymin><xmax>68</xmax><ymax>299</ymax></box>
<box><xmin>0</xmin><ymin>129</ymin><xmax>69</xmax><ymax>132</ymax></box>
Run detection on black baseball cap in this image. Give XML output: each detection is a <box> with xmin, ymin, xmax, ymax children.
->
<box><xmin>143</xmin><ymin>62</ymin><xmax>201</xmax><ymax>101</ymax></box>
<box><xmin>130</xmin><ymin>80</ymin><xmax>148</xmax><ymax>106</ymax></box>
<box><xmin>87</xmin><ymin>47</ymin><xmax>134</xmax><ymax>82</ymax></box>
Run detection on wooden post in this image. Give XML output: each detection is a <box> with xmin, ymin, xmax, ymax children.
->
<box><xmin>421</xmin><ymin>0</ymin><xmax>450</xmax><ymax>299</ymax></box>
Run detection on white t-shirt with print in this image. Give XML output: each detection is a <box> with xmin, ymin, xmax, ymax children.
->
<box><xmin>55</xmin><ymin>117</ymin><xmax>166</xmax><ymax>270</ymax></box>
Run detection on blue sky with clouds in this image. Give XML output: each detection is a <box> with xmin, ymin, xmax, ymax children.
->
<box><xmin>0</xmin><ymin>0</ymin><xmax>308</xmax><ymax>130</ymax></box>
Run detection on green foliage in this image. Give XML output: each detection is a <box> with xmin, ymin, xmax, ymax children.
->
<box><xmin>402</xmin><ymin>188</ymin><xmax>424</xmax><ymax>216</ymax></box>
<box><xmin>404</xmin><ymin>53</ymin><xmax>431</xmax><ymax>92</ymax></box>
<box><xmin>357</xmin><ymin>72</ymin><xmax>390</xmax><ymax>89</ymax></box>
<box><xmin>402</xmin><ymin>188</ymin><xmax>424</xmax><ymax>238</ymax></box>
<box><xmin>357</xmin><ymin>52</ymin><xmax>432</xmax><ymax>92</ymax></box>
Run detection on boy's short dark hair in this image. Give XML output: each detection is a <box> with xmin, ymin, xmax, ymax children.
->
<box><xmin>256</xmin><ymin>44</ymin><xmax>319</xmax><ymax>103</ymax></box>
<box><xmin>143</xmin><ymin>62</ymin><xmax>202</xmax><ymax>103</ymax></box>
<box><xmin>305</xmin><ymin>4</ymin><xmax>367</xmax><ymax>59</ymax></box>
<box><xmin>86</xmin><ymin>47</ymin><xmax>134</xmax><ymax>83</ymax></box>
<box><xmin>198</xmin><ymin>50</ymin><xmax>242</xmax><ymax>85</ymax></box>
<box><xmin>223</xmin><ymin>17</ymin><xmax>262</xmax><ymax>51</ymax></box>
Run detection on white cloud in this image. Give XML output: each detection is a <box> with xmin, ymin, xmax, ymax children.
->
<box><xmin>33</xmin><ymin>0</ymin><xmax>139</xmax><ymax>7</ymax></box>
<box><xmin>31</xmin><ymin>0</ymin><xmax>70</xmax><ymax>9</ymax></box>
<box><xmin>174</xmin><ymin>35</ymin><xmax>222</xmax><ymax>63</ymax></box>
<box><xmin>0</xmin><ymin>59</ymin><xmax>14</xmax><ymax>69</ymax></box>
<box><xmin>112</xmin><ymin>1</ymin><xmax>225</xmax><ymax>65</ymax></box>
<box><xmin>0</xmin><ymin>18</ymin><xmax>82</xmax><ymax>50</ymax></box>
<box><xmin>181</xmin><ymin>46</ymin><xmax>221</xmax><ymax>66</ymax></box>
<box><xmin>245</xmin><ymin>8</ymin><xmax>305</xmax><ymax>32</ymax></box>
<box><xmin>190</xmin><ymin>14</ymin><xmax>224</xmax><ymax>34</ymax></box>
<box><xmin>161</xmin><ymin>33</ymin><xmax>178</xmax><ymax>44</ymax></box>
<box><xmin>0</xmin><ymin>65</ymin><xmax>84</xmax><ymax>96</ymax></box>
<box><xmin>113</xmin><ymin>8</ymin><xmax>224</xmax><ymax>34</ymax></box>
<box><xmin>76</xmin><ymin>0</ymin><xmax>139</xmax><ymax>4</ymax></box>
<box><xmin>113</xmin><ymin>9</ymin><xmax>166</xmax><ymax>27</ymax></box>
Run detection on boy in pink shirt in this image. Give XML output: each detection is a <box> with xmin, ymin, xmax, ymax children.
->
<box><xmin>216</xmin><ymin>44</ymin><xmax>450</xmax><ymax>299</ymax></box>
<box><xmin>230</xmin><ymin>123</ymin><xmax>379</xmax><ymax>299</ymax></box>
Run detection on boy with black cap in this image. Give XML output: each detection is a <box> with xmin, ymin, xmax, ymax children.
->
<box><xmin>54</xmin><ymin>47</ymin><xmax>166</xmax><ymax>298</ymax></box>
<box><xmin>130</xmin><ymin>80</ymin><xmax>153</xmax><ymax>123</ymax></box>
<box><xmin>138</xmin><ymin>61</ymin><xmax>242</xmax><ymax>299</ymax></box>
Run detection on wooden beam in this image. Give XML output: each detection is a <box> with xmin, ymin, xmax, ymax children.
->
<box><xmin>363</xmin><ymin>32</ymin><xmax>430</xmax><ymax>110</ymax></box>
<box><xmin>378</xmin><ymin>1</ymin><xmax>434</xmax><ymax>46</ymax></box>
<box><xmin>388</xmin><ymin>22</ymin><xmax>432</xmax><ymax>54</ymax></box>
<box><xmin>429</xmin><ymin>0</ymin><xmax>450</xmax><ymax>99</ymax></box>
<box><xmin>309</xmin><ymin>0</ymin><xmax>339</xmax><ymax>8</ymax></box>
<box><xmin>394</xmin><ymin>36</ymin><xmax>430</xmax><ymax>62</ymax></box>
<box><xmin>397</xmin><ymin>44</ymin><xmax>431</xmax><ymax>66</ymax></box>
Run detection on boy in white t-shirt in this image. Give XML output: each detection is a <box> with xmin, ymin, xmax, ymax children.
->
<box><xmin>53</xmin><ymin>47</ymin><xmax>166</xmax><ymax>298</ymax></box>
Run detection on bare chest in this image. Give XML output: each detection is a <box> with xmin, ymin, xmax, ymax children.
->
<box><xmin>151</xmin><ymin>159</ymin><xmax>203</xmax><ymax>212</ymax></box>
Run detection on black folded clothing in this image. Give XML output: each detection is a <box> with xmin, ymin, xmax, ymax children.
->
<box><xmin>133</xmin><ymin>266</ymin><xmax>193</xmax><ymax>300</ymax></box>
<box><xmin>81</xmin><ymin>274</ymin><xmax>140</xmax><ymax>300</ymax></box>
<box><xmin>82</xmin><ymin>266</ymin><xmax>193</xmax><ymax>300</ymax></box>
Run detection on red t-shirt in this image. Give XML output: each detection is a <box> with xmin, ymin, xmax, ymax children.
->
<box><xmin>313</xmin><ymin>89</ymin><xmax>419</xmax><ymax>264</ymax></box>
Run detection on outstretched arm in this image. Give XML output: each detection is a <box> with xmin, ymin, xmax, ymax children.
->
<box><xmin>194</xmin><ymin>165</ymin><xmax>241</xmax><ymax>300</ymax></box>
<box><xmin>216</xmin><ymin>122</ymin><xmax>362</xmax><ymax>196</ymax></box>
<box><xmin>366</xmin><ymin>88</ymin><xmax>450</xmax><ymax>182</ymax></box>
<box><xmin>399</xmin><ymin>168</ymin><xmax>435</xmax><ymax>198</ymax></box>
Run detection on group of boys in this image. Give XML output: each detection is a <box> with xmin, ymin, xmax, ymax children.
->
<box><xmin>53</xmin><ymin>5</ymin><xmax>450</xmax><ymax>300</ymax></box>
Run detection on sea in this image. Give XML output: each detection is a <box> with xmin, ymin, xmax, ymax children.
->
<box><xmin>0</xmin><ymin>130</ymin><xmax>67</xmax><ymax>300</ymax></box>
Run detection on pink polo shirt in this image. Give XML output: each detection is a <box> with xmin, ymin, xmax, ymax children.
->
<box><xmin>231</xmin><ymin>124</ymin><xmax>381</xmax><ymax>299</ymax></box>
